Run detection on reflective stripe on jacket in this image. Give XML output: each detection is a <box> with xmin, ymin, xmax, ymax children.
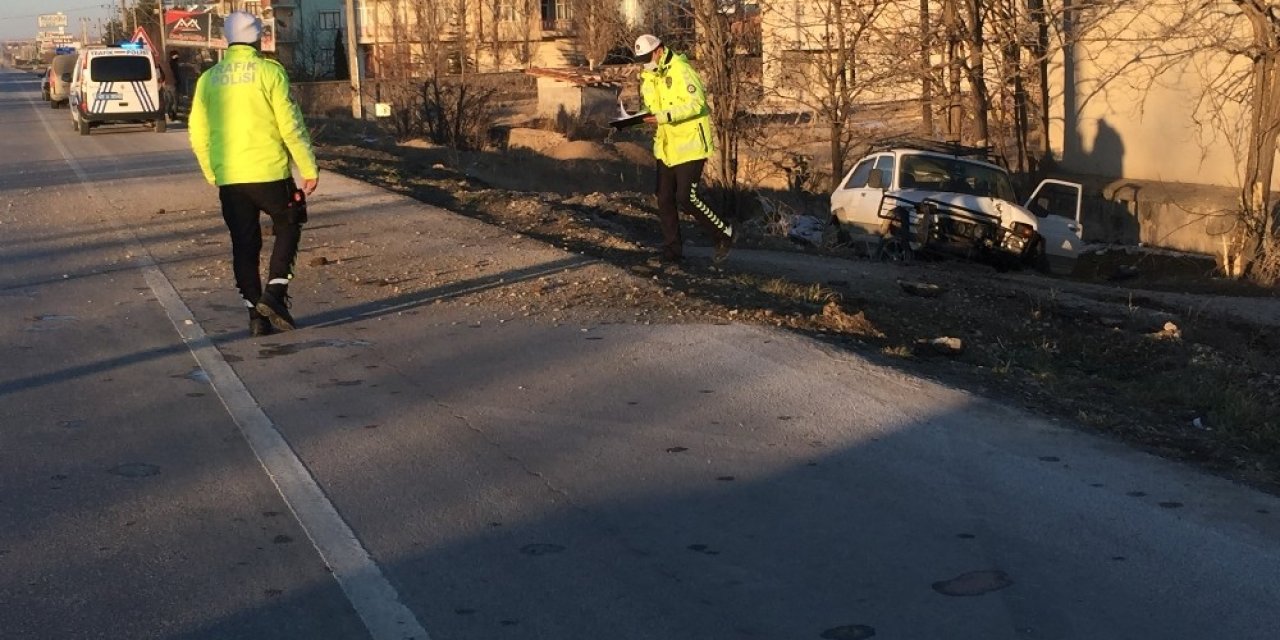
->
<box><xmin>639</xmin><ymin>49</ymin><xmax>714</xmax><ymax>166</ymax></box>
<box><xmin>188</xmin><ymin>45</ymin><xmax>317</xmax><ymax>186</ymax></box>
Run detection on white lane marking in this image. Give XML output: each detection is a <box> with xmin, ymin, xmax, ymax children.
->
<box><xmin>28</xmin><ymin>87</ymin><xmax>431</xmax><ymax>640</ymax></box>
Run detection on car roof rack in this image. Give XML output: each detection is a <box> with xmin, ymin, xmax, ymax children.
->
<box><xmin>868</xmin><ymin>136</ymin><xmax>1004</xmax><ymax>165</ymax></box>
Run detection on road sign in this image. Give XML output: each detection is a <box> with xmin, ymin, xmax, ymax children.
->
<box><xmin>131</xmin><ymin>27</ymin><xmax>157</xmax><ymax>54</ymax></box>
<box><xmin>38</xmin><ymin>14</ymin><xmax>68</xmax><ymax>30</ymax></box>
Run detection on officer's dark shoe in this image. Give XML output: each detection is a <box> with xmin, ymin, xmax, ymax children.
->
<box><xmin>249</xmin><ymin>316</ymin><xmax>273</xmax><ymax>337</ymax></box>
<box><xmin>248</xmin><ymin>309</ymin><xmax>273</xmax><ymax>337</ymax></box>
<box><xmin>256</xmin><ymin>289</ymin><xmax>296</xmax><ymax>332</ymax></box>
<box><xmin>713</xmin><ymin>228</ymin><xmax>735</xmax><ymax>264</ymax></box>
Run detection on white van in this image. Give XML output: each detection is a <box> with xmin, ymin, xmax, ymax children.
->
<box><xmin>46</xmin><ymin>53</ymin><xmax>79</xmax><ymax>108</ymax></box>
<box><xmin>69</xmin><ymin>45</ymin><xmax>166</xmax><ymax>135</ymax></box>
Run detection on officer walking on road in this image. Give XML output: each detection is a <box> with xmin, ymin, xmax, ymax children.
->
<box><xmin>189</xmin><ymin>11</ymin><xmax>318</xmax><ymax>336</ymax></box>
<box><xmin>634</xmin><ymin>33</ymin><xmax>733</xmax><ymax>266</ymax></box>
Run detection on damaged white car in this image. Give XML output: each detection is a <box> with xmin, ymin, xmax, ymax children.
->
<box><xmin>826</xmin><ymin>141</ymin><xmax>1084</xmax><ymax>273</ymax></box>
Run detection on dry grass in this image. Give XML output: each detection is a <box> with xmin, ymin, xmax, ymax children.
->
<box><xmin>314</xmin><ymin>126</ymin><xmax>1280</xmax><ymax>491</ymax></box>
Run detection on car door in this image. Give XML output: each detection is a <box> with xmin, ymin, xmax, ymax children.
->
<box><xmin>68</xmin><ymin>56</ymin><xmax>85</xmax><ymax>121</ymax></box>
<box><xmin>852</xmin><ymin>154</ymin><xmax>895</xmax><ymax>229</ymax></box>
<box><xmin>830</xmin><ymin>157</ymin><xmax>875</xmax><ymax>229</ymax></box>
<box><xmin>1025</xmin><ymin>179</ymin><xmax>1084</xmax><ymax>274</ymax></box>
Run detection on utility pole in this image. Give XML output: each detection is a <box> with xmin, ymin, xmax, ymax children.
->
<box><xmin>344</xmin><ymin>0</ymin><xmax>363</xmax><ymax>118</ymax></box>
<box><xmin>157</xmin><ymin>0</ymin><xmax>167</xmax><ymax>54</ymax></box>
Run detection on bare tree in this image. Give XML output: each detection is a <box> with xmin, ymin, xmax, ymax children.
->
<box><xmin>762</xmin><ymin>0</ymin><xmax>912</xmax><ymax>190</ymax></box>
<box><xmin>574</xmin><ymin>0</ymin><xmax>630</xmax><ymax>69</ymax></box>
<box><xmin>289</xmin><ymin>16</ymin><xmax>339</xmax><ymax>80</ymax></box>
<box><xmin>1228</xmin><ymin>0</ymin><xmax>1280</xmax><ymax>281</ymax></box>
<box><xmin>663</xmin><ymin>0</ymin><xmax>756</xmax><ymax>212</ymax></box>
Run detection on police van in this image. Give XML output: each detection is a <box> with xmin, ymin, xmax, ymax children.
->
<box><xmin>69</xmin><ymin>44</ymin><xmax>166</xmax><ymax>136</ymax></box>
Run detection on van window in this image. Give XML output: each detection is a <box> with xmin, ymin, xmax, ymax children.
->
<box><xmin>91</xmin><ymin>57</ymin><xmax>152</xmax><ymax>82</ymax></box>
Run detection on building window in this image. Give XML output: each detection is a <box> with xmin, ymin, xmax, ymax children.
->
<box><xmin>319</xmin><ymin>11</ymin><xmax>340</xmax><ymax>31</ymax></box>
<box><xmin>498</xmin><ymin>0</ymin><xmax>517</xmax><ymax>22</ymax></box>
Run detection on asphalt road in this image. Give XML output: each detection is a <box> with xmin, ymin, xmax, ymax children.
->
<box><xmin>2</xmin><ymin>67</ymin><xmax>1278</xmax><ymax>640</ymax></box>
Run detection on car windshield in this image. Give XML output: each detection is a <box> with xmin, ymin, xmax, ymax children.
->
<box><xmin>91</xmin><ymin>56</ymin><xmax>151</xmax><ymax>82</ymax></box>
<box><xmin>898</xmin><ymin>154</ymin><xmax>1016</xmax><ymax>202</ymax></box>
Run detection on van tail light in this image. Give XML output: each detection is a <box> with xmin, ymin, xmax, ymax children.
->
<box><xmin>1012</xmin><ymin>222</ymin><xmax>1035</xmax><ymax>238</ymax></box>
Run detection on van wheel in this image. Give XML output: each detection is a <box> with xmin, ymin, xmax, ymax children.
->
<box><xmin>49</xmin><ymin>99</ymin><xmax>58</xmax><ymax>109</ymax></box>
<box><xmin>154</xmin><ymin>118</ymin><xmax>166</xmax><ymax>133</ymax></box>
<box><xmin>78</xmin><ymin>119</ymin><xmax>90</xmax><ymax>136</ymax></box>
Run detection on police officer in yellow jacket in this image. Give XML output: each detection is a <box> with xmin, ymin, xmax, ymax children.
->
<box><xmin>635</xmin><ymin>34</ymin><xmax>733</xmax><ymax>265</ymax></box>
<box><xmin>189</xmin><ymin>11</ymin><xmax>318</xmax><ymax>336</ymax></box>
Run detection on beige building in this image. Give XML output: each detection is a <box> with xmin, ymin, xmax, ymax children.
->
<box><xmin>1049</xmin><ymin>3</ymin><xmax>1260</xmax><ymax>190</ymax></box>
<box><xmin>759</xmin><ymin>0</ymin><xmax>919</xmax><ymax>111</ymax></box>
<box><xmin>1045</xmin><ymin>1</ymin><xmax>1272</xmax><ymax>258</ymax></box>
<box><xmin>353</xmin><ymin>0</ymin><xmax>663</xmax><ymax>77</ymax></box>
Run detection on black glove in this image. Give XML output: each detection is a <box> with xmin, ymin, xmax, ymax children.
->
<box><xmin>285</xmin><ymin>184</ymin><xmax>307</xmax><ymax>225</ymax></box>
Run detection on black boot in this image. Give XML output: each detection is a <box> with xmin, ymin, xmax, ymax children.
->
<box><xmin>256</xmin><ymin>284</ymin><xmax>296</xmax><ymax>332</ymax></box>
<box><xmin>249</xmin><ymin>309</ymin><xmax>273</xmax><ymax>337</ymax></box>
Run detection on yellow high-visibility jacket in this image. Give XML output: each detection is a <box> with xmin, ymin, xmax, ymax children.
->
<box><xmin>639</xmin><ymin>49</ymin><xmax>715</xmax><ymax>167</ymax></box>
<box><xmin>188</xmin><ymin>45</ymin><xmax>317</xmax><ymax>186</ymax></box>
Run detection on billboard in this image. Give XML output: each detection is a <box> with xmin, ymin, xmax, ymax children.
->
<box><xmin>38</xmin><ymin>13</ymin><xmax>68</xmax><ymax>29</ymax></box>
<box><xmin>163</xmin><ymin>3</ymin><xmax>275</xmax><ymax>52</ymax></box>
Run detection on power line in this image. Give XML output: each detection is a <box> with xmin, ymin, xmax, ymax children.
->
<box><xmin>0</xmin><ymin>4</ymin><xmax>113</xmax><ymax>23</ymax></box>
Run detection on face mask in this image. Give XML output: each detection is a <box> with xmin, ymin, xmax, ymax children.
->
<box><xmin>641</xmin><ymin>49</ymin><xmax>661</xmax><ymax>72</ymax></box>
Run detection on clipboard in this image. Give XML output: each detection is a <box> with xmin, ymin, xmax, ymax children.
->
<box><xmin>609</xmin><ymin>111</ymin><xmax>650</xmax><ymax>130</ymax></box>
<box><xmin>609</xmin><ymin>97</ymin><xmax>650</xmax><ymax>129</ymax></box>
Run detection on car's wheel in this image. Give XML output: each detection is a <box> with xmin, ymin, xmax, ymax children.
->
<box><xmin>1026</xmin><ymin>237</ymin><xmax>1049</xmax><ymax>272</ymax></box>
<box><xmin>154</xmin><ymin>118</ymin><xmax>166</xmax><ymax>133</ymax></box>
<box><xmin>820</xmin><ymin>217</ymin><xmax>848</xmax><ymax>249</ymax></box>
<box><xmin>78</xmin><ymin>119</ymin><xmax>90</xmax><ymax>136</ymax></box>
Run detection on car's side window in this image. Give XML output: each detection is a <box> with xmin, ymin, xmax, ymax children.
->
<box><xmin>842</xmin><ymin>159</ymin><xmax>875</xmax><ymax>190</ymax></box>
<box><xmin>874</xmin><ymin>155</ymin><xmax>895</xmax><ymax>188</ymax></box>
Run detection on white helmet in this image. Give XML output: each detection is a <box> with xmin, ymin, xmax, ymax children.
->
<box><xmin>634</xmin><ymin>34</ymin><xmax>662</xmax><ymax>57</ymax></box>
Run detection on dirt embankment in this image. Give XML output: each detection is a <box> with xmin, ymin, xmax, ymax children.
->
<box><xmin>311</xmin><ymin>119</ymin><xmax>1280</xmax><ymax>492</ymax></box>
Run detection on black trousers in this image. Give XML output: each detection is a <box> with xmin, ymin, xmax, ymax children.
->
<box><xmin>655</xmin><ymin>158</ymin><xmax>732</xmax><ymax>260</ymax></box>
<box><xmin>219</xmin><ymin>179</ymin><xmax>301</xmax><ymax>307</ymax></box>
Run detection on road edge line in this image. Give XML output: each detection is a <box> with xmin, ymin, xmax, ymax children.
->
<box><xmin>28</xmin><ymin>88</ymin><xmax>431</xmax><ymax>640</ymax></box>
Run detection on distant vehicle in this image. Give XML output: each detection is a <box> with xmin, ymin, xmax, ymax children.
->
<box><xmin>69</xmin><ymin>44</ymin><xmax>165</xmax><ymax>136</ymax></box>
<box><xmin>827</xmin><ymin>139</ymin><xmax>1084</xmax><ymax>273</ymax></box>
<box><xmin>46</xmin><ymin>53</ymin><xmax>78</xmax><ymax>108</ymax></box>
